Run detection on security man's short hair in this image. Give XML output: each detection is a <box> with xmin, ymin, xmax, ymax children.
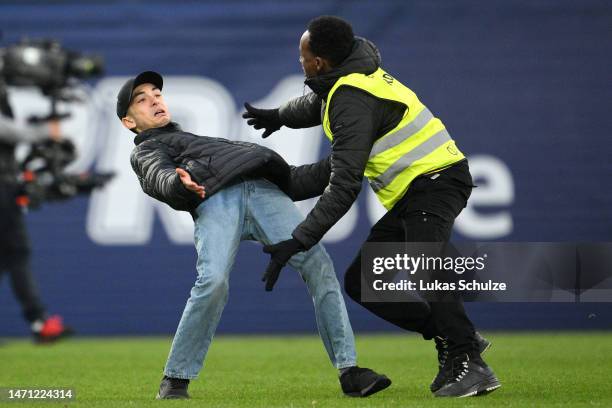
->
<box><xmin>307</xmin><ymin>16</ymin><xmax>355</xmax><ymax>67</ymax></box>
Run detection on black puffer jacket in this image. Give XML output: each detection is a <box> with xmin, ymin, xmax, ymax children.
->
<box><xmin>130</xmin><ymin>122</ymin><xmax>306</xmax><ymax>214</ymax></box>
<box><xmin>278</xmin><ymin>38</ymin><xmax>408</xmax><ymax>249</ymax></box>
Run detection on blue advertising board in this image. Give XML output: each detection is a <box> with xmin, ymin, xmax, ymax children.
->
<box><xmin>1</xmin><ymin>0</ymin><xmax>611</xmax><ymax>335</ymax></box>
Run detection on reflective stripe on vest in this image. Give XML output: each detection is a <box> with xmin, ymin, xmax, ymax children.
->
<box><xmin>322</xmin><ymin>67</ymin><xmax>465</xmax><ymax>209</ymax></box>
<box><xmin>369</xmin><ymin>107</ymin><xmax>434</xmax><ymax>158</ymax></box>
<box><xmin>369</xmin><ymin>128</ymin><xmax>452</xmax><ymax>192</ymax></box>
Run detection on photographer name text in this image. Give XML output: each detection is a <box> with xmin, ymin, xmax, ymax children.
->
<box><xmin>372</xmin><ymin>279</ymin><xmax>507</xmax><ymax>292</ymax></box>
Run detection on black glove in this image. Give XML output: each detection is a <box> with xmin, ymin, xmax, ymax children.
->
<box><xmin>262</xmin><ymin>238</ymin><xmax>305</xmax><ymax>291</ymax></box>
<box><xmin>242</xmin><ymin>102</ymin><xmax>282</xmax><ymax>138</ymax></box>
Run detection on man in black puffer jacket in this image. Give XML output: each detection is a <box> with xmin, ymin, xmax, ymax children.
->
<box><xmin>243</xmin><ymin>16</ymin><xmax>500</xmax><ymax>398</ymax></box>
<box><xmin>118</xmin><ymin>71</ymin><xmax>390</xmax><ymax>400</ymax></box>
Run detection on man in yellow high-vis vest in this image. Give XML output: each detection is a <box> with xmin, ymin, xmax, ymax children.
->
<box><xmin>243</xmin><ymin>16</ymin><xmax>500</xmax><ymax>398</ymax></box>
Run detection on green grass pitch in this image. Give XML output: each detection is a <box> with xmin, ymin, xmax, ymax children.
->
<box><xmin>1</xmin><ymin>332</ymin><xmax>611</xmax><ymax>407</ymax></box>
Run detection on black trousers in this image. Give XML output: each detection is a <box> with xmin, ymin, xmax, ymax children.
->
<box><xmin>344</xmin><ymin>160</ymin><xmax>479</xmax><ymax>355</ymax></box>
<box><xmin>0</xmin><ymin>182</ymin><xmax>46</xmax><ymax>323</ymax></box>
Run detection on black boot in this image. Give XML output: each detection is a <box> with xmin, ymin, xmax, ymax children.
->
<box><xmin>434</xmin><ymin>354</ymin><xmax>500</xmax><ymax>397</ymax></box>
<box><xmin>430</xmin><ymin>332</ymin><xmax>491</xmax><ymax>393</ymax></box>
<box><xmin>339</xmin><ymin>366</ymin><xmax>391</xmax><ymax>397</ymax></box>
<box><xmin>156</xmin><ymin>376</ymin><xmax>190</xmax><ymax>399</ymax></box>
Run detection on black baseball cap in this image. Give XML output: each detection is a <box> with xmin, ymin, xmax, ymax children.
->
<box><xmin>116</xmin><ymin>71</ymin><xmax>163</xmax><ymax>119</ymax></box>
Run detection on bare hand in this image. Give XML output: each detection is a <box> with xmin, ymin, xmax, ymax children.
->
<box><xmin>176</xmin><ymin>168</ymin><xmax>205</xmax><ymax>198</ymax></box>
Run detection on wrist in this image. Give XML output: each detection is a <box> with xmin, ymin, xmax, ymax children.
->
<box><xmin>289</xmin><ymin>236</ymin><xmax>306</xmax><ymax>252</ymax></box>
<box><xmin>291</xmin><ymin>230</ymin><xmax>315</xmax><ymax>251</ymax></box>
<box><xmin>271</xmin><ymin>108</ymin><xmax>282</xmax><ymax>127</ymax></box>
<box><xmin>275</xmin><ymin>106</ymin><xmax>288</xmax><ymax>127</ymax></box>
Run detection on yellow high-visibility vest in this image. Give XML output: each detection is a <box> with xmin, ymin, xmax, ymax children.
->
<box><xmin>323</xmin><ymin>67</ymin><xmax>465</xmax><ymax>210</ymax></box>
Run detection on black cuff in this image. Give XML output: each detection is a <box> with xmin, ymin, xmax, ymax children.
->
<box><xmin>291</xmin><ymin>229</ymin><xmax>317</xmax><ymax>251</ymax></box>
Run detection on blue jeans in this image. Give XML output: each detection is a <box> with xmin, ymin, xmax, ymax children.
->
<box><xmin>164</xmin><ymin>179</ymin><xmax>357</xmax><ymax>379</ymax></box>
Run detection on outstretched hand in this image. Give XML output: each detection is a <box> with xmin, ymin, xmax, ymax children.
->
<box><xmin>242</xmin><ymin>102</ymin><xmax>282</xmax><ymax>138</ymax></box>
<box><xmin>176</xmin><ymin>168</ymin><xmax>205</xmax><ymax>199</ymax></box>
<box><xmin>261</xmin><ymin>238</ymin><xmax>305</xmax><ymax>291</ymax></box>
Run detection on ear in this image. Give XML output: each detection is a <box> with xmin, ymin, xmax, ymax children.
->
<box><xmin>121</xmin><ymin>116</ymin><xmax>136</xmax><ymax>131</ymax></box>
<box><xmin>315</xmin><ymin>57</ymin><xmax>332</xmax><ymax>74</ymax></box>
<box><xmin>315</xmin><ymin>56</ymin><xmax>324</xmax><ymax>72</ymax></box>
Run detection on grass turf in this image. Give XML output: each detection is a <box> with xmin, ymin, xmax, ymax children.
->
<box><xmin>0</xmin><ymin>332</ymin><xmax>611</xmax><ymax>407</ymax></box>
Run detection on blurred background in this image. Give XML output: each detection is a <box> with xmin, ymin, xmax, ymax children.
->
<box><xmin>0</xmin><ymin>0</ymin><xmax>611</xmax><ymax>337</ymax></box>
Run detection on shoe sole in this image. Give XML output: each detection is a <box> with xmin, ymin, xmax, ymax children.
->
<box><xmin>345</xmin><ymin>376</ymin><xmax>392</xmax><ymax>398</ymax></box>
<box><xmin>155</xmin><ymin>392</ymin><xmax>190</xmax><ymax>400</ymax></box>
<box><xmin>475</xmin><ymin>379</ymin><xmax>502</xmax><ymax>396</ymax></box>
<box><xmin>436</xmin><ymin>376</ymin><xmax>501</xmax><ymax>398</ymax></box>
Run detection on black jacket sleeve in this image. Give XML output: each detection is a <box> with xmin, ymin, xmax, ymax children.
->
<box><xmin>285</xmin><ymin>156</ymin><xmax>331</xmax><ymax>201</ymax></box>
<box><xmin>291</xmin><ymin>87</ymin><xmax>379</xmax><ymax>249</ymax></box>
<box><xmin>130</xmin><ymin>140</ymin><xmax>199</xmax><ymax>211</ymax></box>
<box><xmin>279</xmin><ymin>92</ymin><xmax>323</xmax><ymax>129</ymax></box>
